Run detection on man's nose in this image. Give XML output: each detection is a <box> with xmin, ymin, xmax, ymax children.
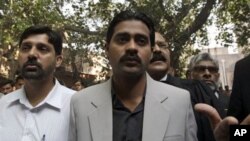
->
<box><xmin>27</xmin><ymin>47</ymin><xmax>38</xmax><ymax>59</ymax></box>
<box><xmin>203</xmin><ymin>69</ymin><xmax>212</xmax><ymax>78</ymax></box>
<box><xmin>126</xmin><ymin>40</ymin><xmax>138</xmax><ymax>54</ymax></box>
<box><xmin>127</xmin><ymin>40</ymin><xmax>137</xmax><ymax>49</ymax></box>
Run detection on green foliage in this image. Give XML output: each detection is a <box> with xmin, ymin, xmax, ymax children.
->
<box><xmin>216</xmin><ymin>0</ymin><xmax>249</xmax><ymax>54</ymax></box>
<box><xmin>0</xmin><ymin>0</ymin><xmax>248</xmax><ymax>78</ymax></box>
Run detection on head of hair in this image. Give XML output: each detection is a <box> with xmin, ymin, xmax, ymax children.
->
<box><xmin>74</xmin><ymin>78</ymin><xmax>87</xmax><ymax>87</ymax></box>
<box><xmin>19</xmin><ymin>25</ymin><xmax>63</xmax><ymax>55</ymax></box>
<box><xmin>15</xmin><ymin>75</ymin><xmax>24</xmax><ymax>82</ymax></box>
<box><xmin>188</xmin><ymin>52</ymin><xmax>219</xmax><ymax>71</ymax></box>
<box><xmin>106</xmin><ymin>10</ymin><xmax>155</xmax><ymax>47</ymax></box>
<box><xmin>0</xmin><ymin>79</ymin><xmax>14</xmax><ymax>88</ymax></box>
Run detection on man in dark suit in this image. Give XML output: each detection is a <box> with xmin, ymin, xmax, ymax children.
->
<box><xmin>195</xmin><ymin>55</ymin><xmax>250</xmax><ymax>141</ymax></box>
<box><xmin>147</xmin><ymin>32</ymin><xmax>222</xmax><ymax>141</ymax></box>
<box><xmin>227</xmin><ymin>55</ymin><xmax>250</xmax><ymax>122</ymax></box>
<box><xmin>188</xmin><ymin>52</ymin><xmax>230</xmax><ymax>118</ymax></box>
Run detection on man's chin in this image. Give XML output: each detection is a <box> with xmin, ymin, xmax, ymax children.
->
<box><xmin>150</xmin><ymin>60</ymin><xmax>166</xmax><ymax>65</ymax></box>
<box><xmin>203</xmin><ymin>81</ymin><xmax>217</xmax><ymax>91</ymax></box>
<box><xmin>204</xmin><ymin>80</ymin><xmax>214</xmax><ymax>85</ymax></box>
<box><xmin>23</xmin><ymin>76</ymin><xmax>42</xmax><ymax>80</ymax></box>
<box><xmin>22</xmin><ymin>72</ymin><xmax>43</xmax><ymax>80</ymax></box>
<box><xmin>148</xmin><ymin>63</ymin><xmax>168</xmax><ymax>71</ymax></box>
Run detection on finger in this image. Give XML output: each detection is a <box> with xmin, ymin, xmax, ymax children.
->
<box><xmin>241</xmin><ymin>114</ymin><xmax>250</xmax><ymax>125</ymax></box>
<box><xmin>216</xmin><ymin>116</ymin><xmax>238</xmax><ymax>131</ymax></box>
<box><xmin>214</xmin><ymin>116</ymin><xmax>238</xmax><ymax>141</ymax></box>
<box><xmin>194</xmin><ymin>103</ymin><xmax>222</xmax><ymax>129</ymax></box>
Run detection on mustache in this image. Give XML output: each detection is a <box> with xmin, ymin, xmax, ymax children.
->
<box><xmin>120</xmin><ymin>53</ymin><xmax>141</xmax><ymax>63</ymax></box>
<box><xmin>23</xmin><ymin>59</ymin><xmax>42</xmax><ymax>69</ymax></box>
<box><xmin>150</xmin><ymin>52</ymin><xmax>166</xmax><ymax>63</ymax></box>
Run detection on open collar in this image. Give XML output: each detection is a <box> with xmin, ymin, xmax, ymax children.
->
<box><xmin>6</xmin><ymin>80</ymin><xmax>63</xmax><ymax>110</ymax></box>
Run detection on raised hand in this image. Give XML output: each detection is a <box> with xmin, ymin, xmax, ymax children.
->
<box><xmin>195</xmin><ymin>103</ymin><xmax>239</xmax><ymax>141</ymax></box>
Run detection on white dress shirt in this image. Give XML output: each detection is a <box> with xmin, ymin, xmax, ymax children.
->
<box><xmin>0</xmin><ymin>93</ymin><xmax>4</xmax><ymax>99</ymax></box>
<box><xmin>0</xmin><ymin>80</ymin><xmax>76</xmax><ymax>141</ymax></box>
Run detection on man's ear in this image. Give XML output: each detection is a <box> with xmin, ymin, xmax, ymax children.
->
<box><xmin>55</xmin><ymin>55</ymin><xmax>63</xmax><ymax>67</ymax></box>
<box><xmin>190</xmin><ymin>71</ymin><xmax>195</xmax><ymax>79</ymax></box>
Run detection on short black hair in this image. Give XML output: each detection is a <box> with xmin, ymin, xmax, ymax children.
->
<box><xmin>19</xmin><ymin>25</ymin><xmax>63</xmax><ymax>55</ymax></box>
<box><xmin>15</xmin><ymin>75</ymin><xmax>24</xmax><ymax>82</ymax></box>
<box><xmin>73</xmin><ymin>78</ymin><xmax>87</xmax><ymax>87</ymax></box>
<box><xmin>106</xmin><ymin>10</ymin><xmax>155</xmax><ymax>47</ymax></box>
<box><xmin>0</xmin><ymin>79</ymin><xmax>13</xmax><ymax>87</ymax></box>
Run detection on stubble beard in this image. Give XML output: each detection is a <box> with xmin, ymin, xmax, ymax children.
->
<box><xmin>21</xmin><ymin>64</ymin><xmax>55</xmax><ymax>80</ymax></box>
<box><xmin>21</xmin><ymin>68</ymin><xmax>44</xmax><ymax>80</ymax></box>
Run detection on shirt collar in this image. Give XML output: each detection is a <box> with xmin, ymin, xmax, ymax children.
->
<box><xmin>160</xmin><ymin>74</ymin><xmax>168</xmax><ymax>81</ymax></box>
<box><xmin>111</xmin><ymin>78</ymin><xmax>146</xmax><ymax>113</ymax></box>
<box><xmin>6</xmin><ymin>88</ymin><xmax>25</xmax><ymax>104</ymax></box>
<box><xmin>6</xmin><ymin>79</ymin><xmax>63</xmax><ymax>110</ymax></box>
<box><xmin>41</xmin><ymin>79</ymin><xmax>62</xmax><ymax>109</ymax></box>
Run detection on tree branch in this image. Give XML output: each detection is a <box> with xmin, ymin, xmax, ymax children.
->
<box><xmin>176</xmin><ymin>0</ymin><xmax>216</xmax><ymax>48</ymax></box>
<box><xmin>63</xmin><ymin>25</ymin><xmax>102</xmax><ymax>36</ymax></box>
<box><xmin>170</xmin><ymin>0</ymin><xmax>217</xmax><ymax>74</ymax></box>
<box><xmin>53</xmin><ymin>0</ymin><xmax>66</xmax><ymax>20</ymax></box>
<box><xmin>175</xmin><ymin>0</ymin><xmax>200</xmax><ymax>26</ymax></box>
<box><xmin>126</xmin><ymin>0</ymin><xmax>139</xmax><ymax>9</ymax></box>
<box><xmin>158</xmin><ymin>0</ymin><xmax>173</xmax><ymax>23</ymax></box>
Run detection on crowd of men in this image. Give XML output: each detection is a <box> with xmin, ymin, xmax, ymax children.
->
<box><xmin>0</xmin><ymin>10</ymin><xmax>249</xmax><ymax>141</ymax></box>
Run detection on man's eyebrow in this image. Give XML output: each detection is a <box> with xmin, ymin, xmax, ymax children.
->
<box><xmin>136</xmin><ymin>33</ymin><xmax>148</xmax><ymax>37</ymax></box>
<box><xmin>114</xmin><ymin>32</ymin><xmax>129</xmax><ymax>37</ymax></box>
<box><xmin>20</xmin><ymin>42</ymin><xmax>32</xmax><ymax>47</ymax></box>
<box><xmin>21</xmin><ymin>41</ymin><xmax>31</xmax><ymax>44</ymax></box>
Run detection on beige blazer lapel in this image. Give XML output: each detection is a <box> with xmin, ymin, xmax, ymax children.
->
<box><xmin>142</xmin><ymin>75</ymin><xmax>170</xmax><ymax>141</ymax></box>
<box><xmin>88</xmin><ymin>79</ymin><xmax>113</xmax><ymax>141</ymax></box>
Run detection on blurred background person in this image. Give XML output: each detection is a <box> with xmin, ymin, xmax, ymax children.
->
<box><xmin>224</xmin><ymin>85</ymin><xmax>231</xmax><ymax>96</ymax></box>
<box><xmin>14</xmin><ymin>75</ymin><xmax>25</xmax><ymax>90</ymax></box>
<box><xmin>0</xmin><ymin>78</ymin><xmax>14</xmax><ymax>95</ymax></box>
<box><xmin>0</xmin><ymin>76</ymin><xmax>6</xmax><ymax>98</ymax></box>
<box><xmin>71</xmin><ymin>78</ymin><xmax>87</xmax><ymax>91</ymax></box>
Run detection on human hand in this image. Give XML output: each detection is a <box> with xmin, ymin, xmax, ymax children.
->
<box><xmin>240</xmin><ymin>115</ymin><xmax>250</xmax><ymax>125</ymax></box>
<box><xmin>194</xmin><ymin>103</ymin><xmax>238</xmax><ymax>141</ymax></box>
